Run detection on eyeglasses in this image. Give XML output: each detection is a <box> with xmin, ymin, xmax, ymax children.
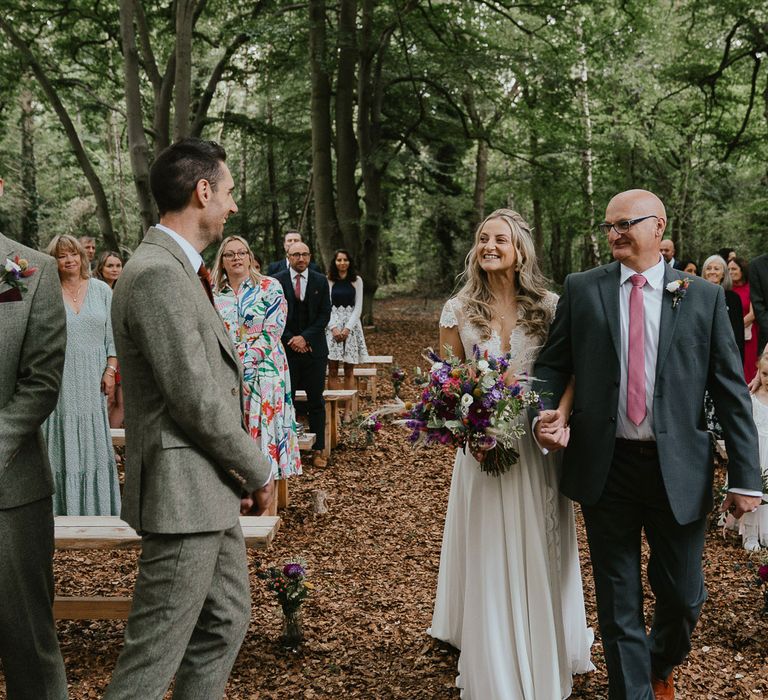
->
<box><xmin>598</xmin><ymin>215</ymin><xmax>658</xmax><ymax>236</ymax></box>
<box><xmin>289</xmin><ymin>252</ymin><xmax>311</xmax><ymax>258</ymax></box>
<box><xmin>222</xmin><ymin>251</ymin><xmax>249</xmax><ymax>260</ymax></box>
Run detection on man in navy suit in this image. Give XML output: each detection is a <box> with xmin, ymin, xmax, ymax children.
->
<box><xmin>266</xmin><ymin>231</ymin><xmax>320</xmax><ymax>276</ymax></box>
<box><xmin>275</xmin><ymin>242</ymin><xmax>331</xmax><ymax>467</ymax></box>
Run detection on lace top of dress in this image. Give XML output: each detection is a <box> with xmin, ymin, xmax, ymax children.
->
<box><xmin>439</xmin><ymin>292</ymin><xmax>558</xmax><ymax>376</ymax></box>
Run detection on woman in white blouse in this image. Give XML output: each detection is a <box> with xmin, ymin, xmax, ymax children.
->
<box><xmin>326</xmin><ymin>249</ymin><xmax>369</xmax><ymax>421</ymax></box>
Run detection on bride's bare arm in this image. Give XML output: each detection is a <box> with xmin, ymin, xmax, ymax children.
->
<box><xmin>439</xmin><ymin>325</ymin><xmax>465</xmax><ymax>361</ymax></box>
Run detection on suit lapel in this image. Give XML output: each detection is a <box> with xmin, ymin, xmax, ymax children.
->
<box><xmin>144</xmin><ymin>228</ymin><xmax>238</xmax><ymax>366</ymax></box>
<box><xmin>654</xmin><ymin>265</ymin><xmax>684</xmax><ymax>380</ymax></box>
<box><xmin>0</xmin><ymin>234</ymin><xmax>16</xmax><ymax>295</ymax></box>
<box><xmin>597</xmin><ymin>262</ymin><xmax>621</xmax><ymax>360</ymax></box>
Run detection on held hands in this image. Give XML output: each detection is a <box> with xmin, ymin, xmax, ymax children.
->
<box><xmin>101</xmin><ymin>369</ymin><xmax>116</xmax><ymax>402</ymax></box>
<box><xmin>534</xmin><ymin>409</ymin><xmax>570</xmax><ymax>452</ymax></box>
<box><xmin>720</xmin><ymin>492</ymin><xmax>762</xmax><ymax>520</ymax></box>
<box><xmin>287</xmin><ymin>335</ymin><xmax>309</xmax><ymax>353</ymax></box>
<box><xmin>240</xmin><ymin>477</ymin><xmax>276</xmax><ymax>516</ymax></box>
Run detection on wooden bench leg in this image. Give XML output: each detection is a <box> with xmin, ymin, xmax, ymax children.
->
<box><xmin>324</xmin><ymin>402</ymin><xmax>332</xmax><ymax>456</ymax></box>
<box><xmin>370</xmin><ymin>376</ymin><xmax>378</xmax><ymax>402</ymax></box>
<box><xmin>329</xmin><ymin>401</ymin><xmax>339</xmax><ymax>449</ymax></box>
<box><xmin>277</xmin><ymin>479</ymin><xmax>289</xmax><ymax>510</ymax></box>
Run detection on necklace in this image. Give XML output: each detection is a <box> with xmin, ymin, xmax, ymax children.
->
<box><xmin>63</xmin><ymin>279</ymin><xmax>84</xmax><ymax>303</ymax></box>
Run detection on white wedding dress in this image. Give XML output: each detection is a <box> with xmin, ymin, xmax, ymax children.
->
<box><xmin>429</xmin><ymin>295</ymin><xmax>594</xmax><ymax>700</ymax></box>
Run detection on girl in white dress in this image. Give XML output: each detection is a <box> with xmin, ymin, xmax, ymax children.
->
<box><xmin>429</xmin><ymin>209</ymin><xmax>593</xmax><ymax>699</ymax></box>
<box><xmin>740</xmin><ymin>352</ymin><xmax>768</xmax><ymax>550</ymax></box>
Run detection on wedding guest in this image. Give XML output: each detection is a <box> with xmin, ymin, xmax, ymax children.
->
<box><xmin>326</xmin><ymin>248</ymin><xmax>369</xmax><ymax>422</ymax></box>
<box><xmin>96</xmin><ymin>251</ymin><xmax>125</xmax><ymax>427</ymax></box>
<box><xmin>274</xmin><ymin>241</ymin><xmax>331</xmax><ymax>468</ymax></box>
<box><xmin>252</xmin><ymin>252</ymin><xmax>263</xmax><ymax>274</ymax></box>
<box><xmin>43</xmin><ymin>234</ymin><xmax>120</xmax><ymax>516</ymax></box>
<box><xmin>0</xmin><ymin>176</ymin><xmax>68</xmax><ymax>698</ymax></box>
<box><xmin>431</xmin><ymin>209</ymin><xmax>593</xmax><ymax>698</ymax></box>
<box><xmin>681</xmin><ymin>259</ymin><xmax>698</xmax><ymax>276</ymax></box>
<box><xmin>729</xmin><ymin>256</ymin><xmax>759</xmax><ymax>383</ymax></box>
<box><xmin>659</xmin><ymin>238</ymin><xmax>684</xmax><ymax>270</ymax></box>
<box><xmin>702</xmin><ymin>254</ymin><xmax>745</xmax><ymax>358</ymax></box>
<box><xmin>535</xmin><ymin>189</ymin><xmax>761</xmax><ymax>699</ymax></box>
<box><xmin>735</xmin><ymin>352</ymin><xmax>768</xmax><ymax>551</ymax></box>
<box><xmin>750</xmin><ymin>252</ymin><xmax>768</xmax><ymax>354</ymax></box>
<box><xmin>79</xmin><ymin>235</ymin><xmax>97</xmax><ymax>271</ymax></box>
<box><xmin>266</xmin><ymin>230</ymin><xmax>321</xmax><ymax>276</ymax></box>
<box><xmin>96</xmin><ymin>250</ymin><xmax>124</xmax><ymax>289</ymax></box>
<box><xmin>105</xmin><ymin>137</ymin><xmax>273</xmax><ymax>699</ymax></box>
<box><xmin>212</xmin><ymin>235</ymin><xmax>301</xmax><ymax>509</ymax></box>
<box><xmin>718</xmin><ymin>247</ymin><xmax>737</xmax><ymax>262</ymax></box>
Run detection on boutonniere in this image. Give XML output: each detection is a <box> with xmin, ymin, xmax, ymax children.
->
<box><xmin>1</xmin><ymin>255</ymin><xmax>37</xmax><ymax>295</ymax></box>
<box><xmin>665</xmin><ymin>278</ymin><xmax>690</xmax><ymax>308</ymax></box>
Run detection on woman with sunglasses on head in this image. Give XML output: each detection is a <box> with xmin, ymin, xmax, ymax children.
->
<box><xmin>212</xmin><ymin>236</ymin><xmax>301</xmax><ymax>508</ymax></box>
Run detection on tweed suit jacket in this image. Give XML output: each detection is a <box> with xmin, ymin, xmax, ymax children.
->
<box><xmin>534</xmin><ymin>261</ymin><xmax>761</xmax><ymax>525</ymax></box>
<box><xmin>0</xmin><ymin>233</ymin><xmax>66</xmax><ymax>509</ymax></box>
<box><xmin>111</xmin><ymin>227</ymin><xmax>271</xmax><ymax>534</ymax></box>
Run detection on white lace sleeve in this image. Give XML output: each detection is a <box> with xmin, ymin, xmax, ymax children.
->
<box><xmin>544</xmin><ymin>291</ymin><xmax>559</xmax><ymax>324</ymax></box>
<box><xmin>439</xmin><ymin>298</ymin><xmax>459</xmax><ymax>328</ymax></box>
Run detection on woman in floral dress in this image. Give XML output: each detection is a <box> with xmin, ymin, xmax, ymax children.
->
<box><xmin>212</xmin><ymin>236</ymin><xmax>301</xmax><ymax>488</ymax></box>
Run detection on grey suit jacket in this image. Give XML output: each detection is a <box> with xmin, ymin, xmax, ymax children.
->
<box><xmin>0</xmin><ymin>233</ymin><xmax>66</xmax><ymax>509</ymax></box>
<box><xmin>534</xmin><ymin>261</ymin><xmax>761</xmax><ymax>525</ymax></box>
<box><xmin>111</xmin><ymin>227</ymin><xmax>271</xmax><ymax>534</ymax></box>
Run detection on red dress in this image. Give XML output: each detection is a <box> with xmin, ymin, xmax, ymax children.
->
<box><xmin>733</xmin><ymin>282</ymin><xmax>758</xmax><ymax>382</ymax></box>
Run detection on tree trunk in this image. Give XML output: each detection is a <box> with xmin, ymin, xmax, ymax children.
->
<box><xmin>0</xmin><ymin>16</ymin><xmax>119</xmax><ymax>250</ymax></box>
<box><xmin>528</xmin><ymin>130</ymin><xmax>544</xmax><ymax>259</ymax></box>
<box><xmin>308</xmin><ymin>0</ymin><xmax>340</xmax><ymax>266</ymax></box>
<box><xmin>357</xmin><ymin>0</ymin><xmax>385</xmax><ymax>324</ymax></box>
<box><xmin>120</xmin><ymin>0</ymin><xmax>156</xmax><ymax>235</ymax></box>
<box><xmin>335</xmin><ymin>0</ymin><xmax>362</xmax><ymax>256</ymax></box>
<box><xmin>173</xmin><ymin>0</ymin><xmax>196</xmax><ymax>141</ymax></box>
<box><xmin>19</xmin><ymin>86</ymin><xmax>39</xmax><ymax>249</ymax></box>
<box><xmin>577</xmin><ymin>21</ymin><xmax>599</xmax><ymax>269</ymax></box>
<box><xmin>266</xmin><ymin>98</ymin><xmax>281</xmax><ymax>255</ymax></box>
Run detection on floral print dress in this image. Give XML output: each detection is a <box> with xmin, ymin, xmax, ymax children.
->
<box><xmin>215</xmin><ymin>276</ymin><xmax>301</xmax><ymax>479</ymax></box>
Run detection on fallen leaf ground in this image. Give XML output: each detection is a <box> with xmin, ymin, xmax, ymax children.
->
<box><xmin>3</xmin><ymin>295</ymin><xmax>768</xmax><ymax>699</ymax></box>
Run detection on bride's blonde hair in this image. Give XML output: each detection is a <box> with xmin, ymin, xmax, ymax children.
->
<box><xmin>456</xmin><ymin>208</ymin><xmax>551</xmax><ymax>343</ymax></box>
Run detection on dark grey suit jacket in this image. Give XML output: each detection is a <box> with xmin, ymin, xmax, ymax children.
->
<box><xmin>0</xmin><ymin>234</ymin><xmax>66</xmax><ymax>509</ymax></box>
<box><xmin>111</xmin><ymin>228</ymin><xmax>272</xmax><ymax>534</ymax></box>
<box><xmin>534</xmin><ymin>261</ymin><xmax>761</xmax><ymax>525</ymax></box>
<box><xmin>749</xmin><ymin>253</ymin><xmax>768</xmax><ymax>353</ymax></box>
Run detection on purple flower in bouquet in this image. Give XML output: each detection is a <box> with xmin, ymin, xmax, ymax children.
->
<box><xmin>283</xmin><ymin>563</ymin><xmax>305</xmax><ymax>579</ymax></box>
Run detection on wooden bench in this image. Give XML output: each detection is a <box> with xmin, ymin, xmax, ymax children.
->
<box><xmin>364</xmin><ymin>354</ymin><xmax>393</xmax><ymax>365</ymax></box>
<box><xmin>294</xmin><ymin>389</ymin><xmax>357</xmax><ymax>456</ymax></box>
<box><xmin>327</xmin><ymin>366</ymin><xmax>379</xmax><ymax>400</ymax></box>
<box><xmin>53</xmin><ymin>515</ymin><xmax>280</xmax><ymax>620</ymax></box>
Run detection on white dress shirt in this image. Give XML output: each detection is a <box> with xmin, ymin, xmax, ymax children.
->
<box><xmin>290</xmin><ymin>268</ymin><xmax>307</xmax><ymax>301</ymax></box>
<box><xmin>155</xmin><ymin>223</ymin><xmax>203</xmax><ymax>273</ymax></box>
<box><xmin>616</xmin><ymin>257</ymin><xmax>666</xmax><ymax>440</ymax></box>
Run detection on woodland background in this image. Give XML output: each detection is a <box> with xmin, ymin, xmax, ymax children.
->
<box><xmin>1</xmin><ymin>0</ymin><xmax>768</xmax><ymax>319</ymax></box>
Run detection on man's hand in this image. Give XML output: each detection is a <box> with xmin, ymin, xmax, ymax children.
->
<box><xmin>721</xmin><ymin>492</ymin><xmax>762</xmax><ymax>520</ymax></box>
<box><xmin>240</xmin><ymin>493</ymin><xmax>254</xmax><ymax>515</ymax></box>
<box><xmin>287</xmin><ymin>335</ymin><xmax>308</xmax><ymax>353</ymax></box>
<box><xmin>252</xmin><ymin>477</ymin><xmax>276</xmax><ymax>515</ymax></box>
<box><xmin>534</xmin><ymin>409</ymin><xmax>570</xmax><ymax>452</ymax></box>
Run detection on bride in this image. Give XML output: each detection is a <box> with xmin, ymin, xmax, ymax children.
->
<box><xmin>429</xmin><ymin>209</ymin><xmax>593</xmax><ymax>699</ymax></box>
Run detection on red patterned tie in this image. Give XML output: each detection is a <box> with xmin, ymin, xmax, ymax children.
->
<box><xmin>627</xmin><ymin>273</ymin><xmax>647</xmax><ymax>425</ymax></box>
<box><xmin>294</xmin><ymin>272</ymin><xmax>303</xmax><ymax>301</ymax></box>
<box><xmin>197</xmin><ymin>264</ymin><xmax>215</xmax><ymax>306</ymax></box>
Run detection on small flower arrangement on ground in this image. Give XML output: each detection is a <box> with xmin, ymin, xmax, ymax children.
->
<box><xmin>1</xmin><ymin>255</ymin><xmax>37</xmax><ymax>294</ymax></box>
<box><xmin>412</xmin><ymin>365</ymin><xmax>430</xmax><ymax>389</ymax></box>
<box><xmin>391</xmin><ymin>365</ymin><xmax>406</xmax><ymax>397</ymax></box>
<box><xmin>259</xmin><ymin>559</ymin><xmax>312</xmax><ymax>646</ymax></box>
<box><xmin>399</xmin><ymin>346</ymin><xmax>543</xmax><ymax>477</ymax></box>
<box><xmin>346</xmin><ymin>412</ymin><xmax>383</xmax><ymax>448</ymax></box>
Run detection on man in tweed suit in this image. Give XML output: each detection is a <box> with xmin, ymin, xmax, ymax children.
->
<box><xmin>105</xmin><ymin>140</ymin><xmax>273</xmax><ymax>699</ymax></box>
<box><xmin>0</xmin><ymin>175</ymin><xmax>69</xmax><ymax>699</ymax></box>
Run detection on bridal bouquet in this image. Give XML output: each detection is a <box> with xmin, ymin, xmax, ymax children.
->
<box><xmin>401</xmin><ymin>347</ymin><xmax>543</xmax><ymax>476</ymax></box>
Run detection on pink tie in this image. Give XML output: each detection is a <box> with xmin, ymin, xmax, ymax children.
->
<box><xmin>294</xmin><ymin>273</ymin><xmax>303</xmax><ymax>301</ymax></box>
<box><xmin>627</xmin><ymin>274</ymin><xmax>647</xmax><ymax>425</ymax></box>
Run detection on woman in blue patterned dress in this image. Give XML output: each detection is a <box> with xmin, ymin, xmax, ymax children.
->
<box><xmin>212</xmin><ymin>235</ymin><xmax>301</xmax><ymax>487</ymax></box>
<box><xmin>43</xmin><ymin>235</ymin><xmax>121</xmax><ymax>515</ymax></box>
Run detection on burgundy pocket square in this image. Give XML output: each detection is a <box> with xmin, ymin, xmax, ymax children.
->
<box><xmin>0</xmin><ymin>287</ymin><xmax>22</xmax><ymax>303</ymax></box>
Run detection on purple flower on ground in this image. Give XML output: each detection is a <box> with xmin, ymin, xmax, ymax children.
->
<box><xmin>759</xmin><ymin>564</ymin><xmax>768</xmax><ymax>582</ymax></box>
<box><xmin>283</xmin><ymin>563</ymin><xmax>305</xmax><ymax>578</ymax></box>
